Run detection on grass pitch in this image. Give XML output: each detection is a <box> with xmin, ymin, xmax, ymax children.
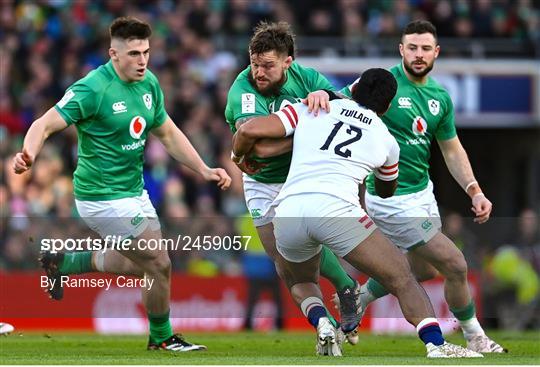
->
<box><xmin>0</xmin><ymin>330</ymin><xmax>538</xmax><ymax>364</ymax></box>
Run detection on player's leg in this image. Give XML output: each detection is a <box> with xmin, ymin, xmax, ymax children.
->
<box><xmin>278</xmin><ymin>247</ymin><xmax>342</xmax><ymax>357</ymax></box>
<box><xmin>273</xmin><ymin>202</ymin><xmax>342</xmax><ymax>356</ymax></box>
<box><xmin>117</xmin><ymin>226</ymin><xmax>205</xmax><ymax>352</ymax></box>
<box><xmin>257</xmin><ymin>222</ymin><xmax>354</xmax><ymax>288</ymax></box>
<box><xmin>92</xmin><ymin>250</ymin><xmax>144</xmax><ymax>276</ymax></box>
<box><xmin>45</xmin><ymin>249</ymin><xmax>144</xmax><ymax>276</ymax></box>
<box><xmin>358</xmin><ymin>185</ymin><xmax>446</xmax><ymax>313</ymax></box>
<box><xmin>360</xmin><ymin>182</ymin><xmax>504</xmax><ymax>353</ymax></box>
<box><xmin>357</xmin><ymin>251</ymin><xmax>439</xmax><ymax>306</ymax></box>
<box><xmin>341</xmin><ymin>229</ymin><xmax>481</xmax><ymax>358</ymax></box>
<box><xmin>412</xmin><ymin>232</ymin><xmax>506</xmax><ymax>353</ymax></box>
<box><xmin>344</xmin><ymin>229</ymin><xmax>435</xmax><ymax>326</ymax></box>
<box><xmin>243</xmin><ymin>179</ymin><xmax>346</xmax><ymax>329</ymax></box>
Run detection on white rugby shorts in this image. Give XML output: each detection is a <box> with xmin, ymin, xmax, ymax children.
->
<box><xmin>75</xmin><ymin>190</ymin><xmax>161</xmax><ymax>239</ymax></box>
<box><xmin>242</xmin><ymin>174</ymin><xmax>283</xmax><ymax>227</ymax></box>
<box><xmin>364</xmin><ymin>181</ymin><xmax>441</xmax><ymax>251</ymax></box>
<box><xmin>273</xmin><ymin>193</ymin><xmax>377</xmax><ymax>263</ymax></box>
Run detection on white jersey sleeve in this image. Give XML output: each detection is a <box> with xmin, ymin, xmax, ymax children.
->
<box><xmin>374</xmin><ymin>137</ymin><xmax>399</xmax><ymax>181</ymax></box>
<box><xmin>274</xmin><ymin>103</ymin><xmax>301</xmax><ymax>136</ymax></box>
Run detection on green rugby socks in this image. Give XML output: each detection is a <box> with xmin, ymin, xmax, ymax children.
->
<box><xmin>58</xmin><ymin>251</ymin><xmax>94</xmax><ymax>274</ymax></box>
<box><xmin>319</xmin><ymin>247</ymin><xmax>355</xmax><ymax>291</ymax></box>
<box><xmin>148</xmin><ymin>311</ymin><xmax>174</xmax><ymax>344</ymax></box>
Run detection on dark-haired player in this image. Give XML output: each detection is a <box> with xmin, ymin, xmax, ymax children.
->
<box><xmin>231</xmin><ymin>69</ymin><xmax>482</xmax><ymax>358</ymax></box>
<box><xmin>225</xmin><ymin>21</ymin><xmax>361</xmax><ymax>344</ymax></box>
<box><xmin>13</xmin><ymin>16</ymin><xmax>231</xmax><ymax>352</ymax></box>
<box><xmin>339</xmin><ymin>20</ymin><xmax>504</xmax><ymax>354</ymax></box>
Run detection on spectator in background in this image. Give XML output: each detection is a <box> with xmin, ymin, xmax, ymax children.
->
<box><xmin>508</xmin><ymin>208</ymin><xmax>540</xmax><ymax>272</ymax></box>
<box><xmin>483</xmin><ymin>208</ymin><xmax>540</xmax><ymax>330</ymax></box>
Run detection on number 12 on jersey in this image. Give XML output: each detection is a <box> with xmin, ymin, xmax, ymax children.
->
<box><xmin>320</xmin><ymin>121</ymin><xmax>362</xmax><ymax>158</ymax></box>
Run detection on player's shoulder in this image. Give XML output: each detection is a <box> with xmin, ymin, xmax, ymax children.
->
<box><xmin>427</xmin><ymin>76</ymin><xmax>452</xmax><ymax>100</ymax></box>
<box><xmin>69</xmin><ymin>64</ymin><xmax>112</xmax><ymax>95</ymax></box>
<box><xmin>288</xmin><ymin>61</ymin><xmax>318</xmax><ymax>76</ymax></box>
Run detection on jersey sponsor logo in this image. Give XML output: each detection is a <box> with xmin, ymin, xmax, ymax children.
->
<box><xmin>112</xmin><ymin>101</ymin><xmax>127</xmax><ymax>114</ymax></box>
<box><xmin>57</xmin><ymin>90</ymin><xmax>75</xmax><ymax>108</ymax></box>
<box><xmin>129</xmin><ymin>116</ymin><xmax>147</xmax><ymax>139</ymax></box>
<box><xmin>428</xmin><ymin>99</ymin><xmax>440</xmax><ymax>115</ymax></box>
<box><xmin>121</xmin><ymin>139</ymin><xmax>146</xmax><ymax>151</ymax></box>
<box><xmin>412</xmin><ymin>116</ymin><xmax>427</xmax><ymax>136</ymax></box>
<box><xmin>241</xmin><ymin>93</ymin><xmax>255</xmax><ymax>114</ymax></box>
<box><xmin>398</xmin><ymin>97</ymin><xmax>412</xmax><ymax>109</ymax></box>
<box><xmin>142</xmin><ymin>93</ymin><xmax>152</xmax><ymax>110</ymax></box>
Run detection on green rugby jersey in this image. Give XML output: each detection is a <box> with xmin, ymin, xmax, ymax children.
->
<box><xmin>225</xmin><ymin>62</ymin><xmax>334</xmax><ymax>183</ymax></box>
<box><xmin>341</xmin><ymin>63</ymin><xmax>456</xmax><ymax>195</ymax></box>
<box><xmin>55</xmin><ymin>60</ymin><xmax>167</xmax><ymax>200</ymax></box>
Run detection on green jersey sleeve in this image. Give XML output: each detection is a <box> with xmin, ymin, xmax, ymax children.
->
<box><xmin>306</xmin><ymin>67</ymin><xmax>335</xmax><ymax>91</ymax></box>
<box><xmin>54</xmin><ymin>83</ymin><xmax>97</xmax><ymax>125</ymax></box>
<box><xmin>225</xmin><ymin>84</ymin><xmax>269</xmax><ymax>133</ymax></box>
<box><xmin>435</xmin><ymin>93</ymin><xmax>457</xmax><ymax>141</ymax></box>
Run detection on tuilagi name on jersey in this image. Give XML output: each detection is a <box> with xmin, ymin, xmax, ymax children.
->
<box><xmin>339</xmin><ymin>108</ymin><xmax>372</xmax><ymax>125</ymax></box>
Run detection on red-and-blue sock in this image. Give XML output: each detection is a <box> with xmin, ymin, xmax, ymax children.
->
<box><xmin>300</xmin><ymin>297</ymin><xmax>328</xmax><ymax>328</ymax></box>
<box><xmin>416</xmin><ymin>318</ymin><xmax>444</xmax><ymax>346</ymax></box>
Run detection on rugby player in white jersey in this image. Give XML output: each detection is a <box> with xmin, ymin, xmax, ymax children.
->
<box><xmin>231</xmin><ymin>69</ymin><xmax>483</xmax><ymax>358</ymax></box>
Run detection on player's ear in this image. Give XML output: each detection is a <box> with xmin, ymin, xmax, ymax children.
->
<box><xmin>109</xmin><ymin>47</ymin><xmax>118</xmax><ymax>61</ymax></box>
<box><xmin>399</xmin><ymin>43</ymin><xmax>404</xmax><ymax>57</ymax></box>
<box><xmin>434</xmin><ymin>44</ymin><xmax>440</xmax><ymax>59</ymax></box>
<box><xmin>284</xmin><ymin>55</ymin><xmax>293</xmax><ymax>69</ymax></box>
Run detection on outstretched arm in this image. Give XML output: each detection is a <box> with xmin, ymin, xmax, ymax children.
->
<box><xmin>438</xmin><ymin>137</ymin><xmax>492</xmax><ymax>223</ymax></box>
<box><xmin>152</xmin><ymin>116</ymin><xmax>231</xmax><ymax>190</ymax></box>
<box><xmin>13</xmin><ymin>107</ymin><xmax>68</xmax><ymax>174</ymax></box>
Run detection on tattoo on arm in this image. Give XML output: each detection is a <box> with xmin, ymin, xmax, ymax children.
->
<box><xmin>235</xmin><ymin>117</ymin><xmax>252</xmax><ymax>130</ymax></box>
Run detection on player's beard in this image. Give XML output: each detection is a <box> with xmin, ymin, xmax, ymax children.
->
<box><xmin>403</xmin><ymin>59</ymin><xmax>434</xmax><ymax>78</ymax></box>
<box><xmin>248</xmin><ymin>72</ymin><xmax>286</xmax><ymax>97</ymax></box>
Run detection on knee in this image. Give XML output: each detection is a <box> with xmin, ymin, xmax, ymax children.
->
<box><xmin>149</xmin><ymin>254</ymin><xmax>171</xmax><ymax>277</ymax></box>
<box><xmin>442</xmin><ymin>253</ymin><xmax>468</xmax><ymax>280</ymax></box>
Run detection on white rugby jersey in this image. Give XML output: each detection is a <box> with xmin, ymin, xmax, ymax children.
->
<box><xmin>273</xmin><ymin>99</ymin><xmax>399</xmax><ymax>207</ymax></box>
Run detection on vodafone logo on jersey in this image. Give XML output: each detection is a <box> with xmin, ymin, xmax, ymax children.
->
<box><xmin>129</xmin><ymin>116</ymin><xmax>146</xmax><ymax>139</ymax></box>
<box><xmin>412</xmin><ymin>116</ymin><xmax>427</xmax><ymax>136</ymax></box>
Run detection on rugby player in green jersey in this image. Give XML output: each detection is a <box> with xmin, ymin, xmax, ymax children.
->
<box><xmin>225</xmin><ymin>21</ymin><xmax>360</xmax><ymax>345</ymax></box>
<box><xmin>13</xmin><ymin>16</ymin><xmax>231</xmax><ymax>352</ymax></box>
<box><xmin>338</xmin><ymin>20</ymin><xmax>504</xmax><ymax>353</ymax></box>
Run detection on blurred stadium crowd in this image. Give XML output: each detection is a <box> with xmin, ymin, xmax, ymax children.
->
<box><xmin>1</xmin><ymin>0</ymin><xmax>539</xmax><ymax>328</ymax></box>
